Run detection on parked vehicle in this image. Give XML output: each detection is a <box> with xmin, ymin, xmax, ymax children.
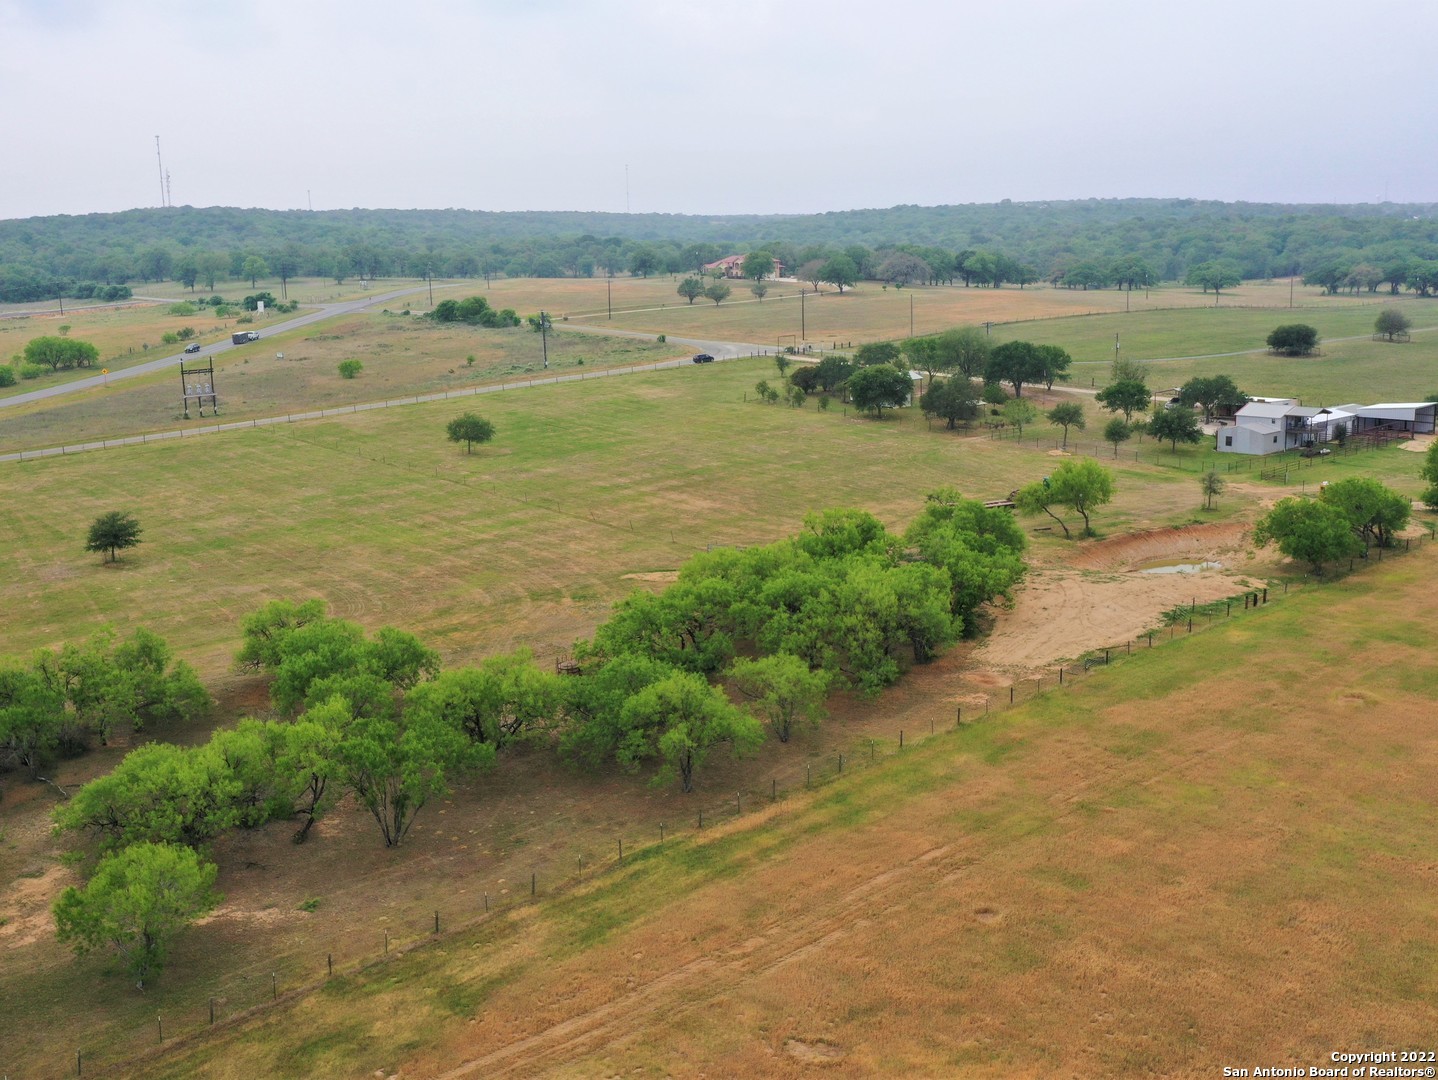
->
<box><xmin>692</xmin><ymin>353</ymin><xmax>715</xmax><ymax>363</ymax></box>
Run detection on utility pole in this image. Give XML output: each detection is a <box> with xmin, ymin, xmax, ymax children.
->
<box><xmin>800</xmin><ymin>289</ymin><xmax>805</xmax><ymax>340</ymax></box>
<box><xmin>607</xmin><ymin>277</ymin><xmax>612</xmax><ymax>320</ymax></box>
<box><xmin>909</xmin><ymin>293</ymin><xmax>914</xmax><ymax>337</ymax></box>
<box><xmin>538</xmin><ymin>310</ymin><xmax>551</xmax><ymax>368</ymax></box>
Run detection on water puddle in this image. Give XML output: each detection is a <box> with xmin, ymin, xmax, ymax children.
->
<box><xmin>1135</xmin><ymin>558</ymin><xmax>1223</xmax><ymax>575</ymax></box>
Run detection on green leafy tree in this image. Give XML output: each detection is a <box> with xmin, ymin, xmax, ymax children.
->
<box><xmin>813</xmin><ymin>355</ymin><xmax>855</xmax><ymax>392</ymax></box>
<box><xmin>1421</xmin><ymin>440</ymin><xmax>1438</xmax><ymax>509</ymax></box>
<box><xmin>266</xmin><ymin>619</ymin><xmax>438</xmax><ymax>716</ymax></box>
<box><xmin>36</xmin><ymin>627</ymin><xmax>208</xmax><ymax>746</ymax></box>
<box><xmin>53</xmin><ymin>842</ymin><xmax>219</xmax><ymax>989</ymax></box>
<box><xmin>1095</xmin><ymin>379</ymin><xmax>1152</xmax><ymax>421</ymax></box>
<box><xmin>677</xmin><ymin>276</ymin><xmax>705</xmax><ymax>304</ymax></box>
<box><xmin>1252</xmin><ymin>498</ymin><xmax>1363</xmax><ymax>572</ymax></box>
<box><xmin>619</xmin><ymin>670</ymin><xmax>763</xmax><ymax>792</ymax></box>
<box><xmin>703</xmin><ymin>281</ymin><xmax>731</xmax><ymax>306</ymax></box>
<box><xmin>403</xmin><ymin>650</ymin><xmax>563</xmax><ymax>752</ymax></box>
<box><xmin>1267</xmin><ymin>324</ymin><xmax>1320</xmax><ymax>356</ymax></box>
<box><xmin>1200</xmin><ymin>469</ymin><xmax>1225</xmax><ymax>510</ymax></box>
<box><xmin>1015</xmin><ymin>459</ymin><xmax>1115</xmax><ymax>539</ymax></box>
<box><xmin>901</xmin><ymin>488</ymin><xmax>1027</xmax><ymax>633</ymax></box>
<box><xmin>85</xmin><ymin>511</ymin><xmax>142</xmax><ymax>563</ymax></box>
<box><xmin>985</xmin><ymin>341</ymin><xmax>1047</xmax><ymax>397</ymax></box>
<box><xmin>818</xmin><ymin>254</ymin><xmax>858</xmax><ymax>292</ymax></box>
<box><xmin>53</xmin><ymin>741</ymin><xmax>242</xmax><ymax>852</ymax></box>
<box><xmin>333</xmin><ymin>692</ymin><xmax>480</xmax><ymax>846</ymax></box>
<box><xmin>1036</xmin><ymin>344</ymin><xmax>1073</xmax><ymax>390</ymax></box>
<box><xmin>1001</xmin><ymin>397</ymin><xmax>1038</xmax><ymax>435</ymax></box>
<box><xmin>1147</xmin><ymin>406</ymin><xmax>1204</xmax><ymax>450</ymax></box>
<box><xmin>446</xmin><ymin>412</ymin><xmax>495</xmax><ymax>454</ymax></box>
<box><xmin>1319</xmin><ymin>477</ymin><xmax>1410</xmax><ymax>548</ymax></box>
<box><xmin>0</xmin><ymin>666</ymin><xmax>66</xmax><ymax>774</ymax></box>
<box><xmin>729</xmin><ymin>655</ymin><xmax>829</xmax><ymax>743</ymax></box>
<box><xmin>337</xmin><ymin>359</ymin><xmax>362</xmax><ymax>379</ymax></box>
<box><xmin>1111</xmin><ymin>353</ymin><xmax>1148</xmax><ymax>385</ymax></box>
<box><xmin>236</xmin><ymin>599</ymin><xmax>328</xmax><ymax>671</ymax></box>
<box><xmin>847</xmin><ymin>365</ymin><xmax>913</xmax><ymax>417</ymax></box>
<box><xmin>241</xmin><ymin>255</ymin><xmax>269</xmax><ymax>288</ymax></box>
<box><xmin>920</xmin><ymin>376</ymin><xmax>981</xmax><ymax>429</ymax></box>
<box><xmin>936</xmin><ymin>326</ymin><xmax>991</xmax><ymax>379</ymax></box>
<box><xmin>628</xmin><ymin>246</ymin><xmax>660</xmax><ymax>278</ymax></box>
<box><xmin>1178</xmin><ymin>375</ymin><xmax>1248</xmax><ymax>420</ymax></box>
<box><xmin>751</xmin><ymin>279</ymin><xmax>769</xmax><ymax>302</ymax></box>
<box><xmin>1046</xmin><ymin>402</ymin><xmax>1085</xmax><ymax>447</ymax></box>
<box><xmin>741</xmin><ymin>251</ymin><xmax>775</xmax><ymax>282</ymax></box>
<box><xmin>24</xmin><ymin>336</ymin><xmax>99</xmax><ymax>372</ymax></box>
<box><xmin>1375</xmin><ymin>308</ymin><xmax>1411</xmax><ymax>341</ymax></box>
<box><xmin>1103</xmin><ymin>417</ymin><xmax>1132</xmax><ymax>457</ymax></box>
<box><xmin>853</xmin><ymin>341</ymin><xmax>902</xmax><ymax>368</ymax></box>
<box><xmin>1185</xmin><ymin>260</ymin><xmax>1242</xmax><ymax>296</ymax></box>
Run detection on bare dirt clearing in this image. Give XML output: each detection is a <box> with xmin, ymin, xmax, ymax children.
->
<box><xmin>975</xmin><ymin>523</ymin><xmax>1264</xmax><ymax>673</ymax></box>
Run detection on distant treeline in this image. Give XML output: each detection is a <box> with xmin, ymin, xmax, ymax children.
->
<box><xmin>2</xmin><ymin>199</ymin><xmax>1437</xmax><ymax>304</ymax></box>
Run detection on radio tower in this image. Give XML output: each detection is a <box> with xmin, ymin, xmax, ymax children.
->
<box><xmin>155</xmin><ymin>136</ymin><xmax>167</xmax><ymax>207</ymax></box>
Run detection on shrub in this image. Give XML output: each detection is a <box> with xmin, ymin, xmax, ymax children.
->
<box><xmin>19</xmin><ymin>364</ymin><xmax>45</xmax><ymax>380</ymax></box>
<box><xmin>168</xmin><ymin>302</ymin><xmax>198</xmax><ymax>316</ymax></box>
<box><xmin>0</xmin><ymin>366</ymin><xmax>14</xmax><ymax>387</ymax></box>
<box><xmin>161</xmin><ymin>332</ymin><xmax>179</xmax><ymax>345</ymax></box>
<box><xmin>338</xmin><ymin>359</ymin><xmax>363</xmax><ymax>379</ymax></box>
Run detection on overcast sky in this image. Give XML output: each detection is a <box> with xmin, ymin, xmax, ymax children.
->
<box><xmin>3</xmin><ymin>0</ymin><xmax>1435</xmax><ymax>221</ymax></box>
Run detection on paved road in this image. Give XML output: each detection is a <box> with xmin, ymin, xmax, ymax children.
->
<box><xmin>0</xmin><ymin>284</ymin><xmax>439</xmax><ymax>411</ymax></box>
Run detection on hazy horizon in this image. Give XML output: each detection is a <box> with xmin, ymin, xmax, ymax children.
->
<box><xmin>4</xmin><ymin>0</ymin><xmax>1436</xmax><ymax>222</ymax></box>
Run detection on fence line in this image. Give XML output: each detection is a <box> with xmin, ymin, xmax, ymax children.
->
<box><xmin>53</xmin><ymin>532</ymin><xmax>1432</xmax><ymax>1078</ymax></box>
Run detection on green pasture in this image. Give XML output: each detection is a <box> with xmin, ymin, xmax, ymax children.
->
<box><xmin>3</xmin><ymin>357</ymin><xmax>1199</xmax><ymax>676</ymax></box>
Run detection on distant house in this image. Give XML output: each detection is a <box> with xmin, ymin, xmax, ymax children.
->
<box><xmin>1215</xmin><ymin>397</ymin><xmax>1435</xmax><ymax>455</ymax></box>
<box><xmin>704</xmin><ymin>255</ymin><xmax>747</xmax><ymax>278</ymax></box>
<box><xmin>703</xmin><ymin>254</ymin><xmax>787</xmax><ymax>279</ymax></box>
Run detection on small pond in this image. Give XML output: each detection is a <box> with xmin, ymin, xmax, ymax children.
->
<box><xmin>1135</xmin><ymin>558</ymin><xmax>1224</xmax><ymax>575</ymax></box>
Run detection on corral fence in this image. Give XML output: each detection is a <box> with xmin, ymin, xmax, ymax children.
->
<box><xmin>47</xmin><ymin>531</ymin><xmax>1435</xmax><ymax>1080</ymax></box>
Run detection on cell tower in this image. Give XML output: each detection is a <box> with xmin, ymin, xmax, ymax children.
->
<box><xmin>155</xmin><ymin>136</ymin><xmax>167</xmax><ymax>207</ymax></box>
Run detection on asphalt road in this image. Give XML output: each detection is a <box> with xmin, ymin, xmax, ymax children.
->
<box><xmin>0</xmin><ymin>284</ymin><xmax>437</xmax><ymax>411</ymax></box>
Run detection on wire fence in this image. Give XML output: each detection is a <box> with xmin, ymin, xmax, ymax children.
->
<box><xmin>46</xmin><ymin>532</ymin><xmax>1434</xmax><ymax>1079</ymax></box>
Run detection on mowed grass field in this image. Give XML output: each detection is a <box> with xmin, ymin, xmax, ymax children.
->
<box><xmin>125</xmin><ymin>550</ymin><xmax>1438</xmax><ymax>1079</ymax></box>
<box><xmin>0</xmin><ymin>357</ymin><xmax>1204</xmax><ymax>678</ymax></box>
<box><xmin>0</xmin><ymin>310</ymin><xmax>681</xmax><ymax>454</ymax></box>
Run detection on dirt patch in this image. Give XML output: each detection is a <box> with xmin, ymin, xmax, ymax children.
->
<box><xmin>1069</xmin><ymin>522</ymin><xmax>1249</xmax><ymax>572</ymax></box>
<box><xmin>976</xmin><ymin>521</ymin><xmax>1268</xmax><ymax>672</ymax></box>
<box><xmin>0</xmin><ymin>864</ymin><xmax>69</xmax><ymax>948</ymax></box>
<box><xmin>974</xmin><ymin>565</ymin><xmax>1256</xmax><ymax>672</ymax></box>
<box><xmin>973</xmin><ymin>907</ymin><xmax>1003</xmax><ymax>925</ymax></box>
<box><xmin>784</xmin><ymin>1038</ymin><xmax>845</xmax><ymax>1063</ymax></box>
<box><xmin>620</xmin><ymin>570</ymin><xmax>679</xmax><ymax>583</ymax></box>
<box><xmin>1399</xmin><ymin>434</ymin><xmax>1433</xmax><ymax>453</ymax></box>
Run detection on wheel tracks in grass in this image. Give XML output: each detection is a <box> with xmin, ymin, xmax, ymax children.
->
<box><xmin>432</xmin><ymin>714</ymin><xmax>1250</xmax><ymax>1077</ymax></box>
